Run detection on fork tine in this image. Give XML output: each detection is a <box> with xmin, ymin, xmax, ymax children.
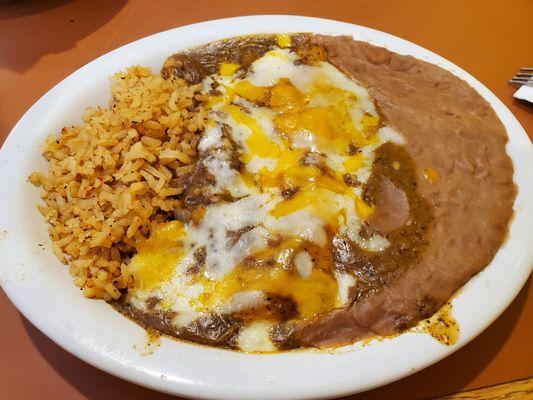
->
<box><xmin>509</xmin><ymin>68</ymin><xmax>533</xmax><ymax>87</ymax></box>
<box><xmin>509</xmin><ymin>79</ymin><xmax>530</xmax><ymax>87</ymax></box>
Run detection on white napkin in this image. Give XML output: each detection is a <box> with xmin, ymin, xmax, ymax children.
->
<box><xmin>514</xmin><ymin>81</ymin><xmax>533</xmax><ymax>104</ymax></box>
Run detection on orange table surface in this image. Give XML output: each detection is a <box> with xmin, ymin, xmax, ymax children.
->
<box><xmin>1</xmin><ymin>1</ymin><xmax>531</xmax><ymax>399</ymax></box>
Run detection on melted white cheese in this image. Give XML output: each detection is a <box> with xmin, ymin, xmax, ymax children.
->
<box><xmin>247</xmin><ymin>49</ymin><xmax>376</xmax><ymax>115</ymax></box>
<box><xmin>267</xmin><ymin>210</ymin><xmax>327</xmax><ymax>246</ymax></box>
<box><xmin>237</xmin><ymin>321</ymin><xmax>277</xmax><ymax>352</ymax></box>
<box><xmin>246</xmin><ymin>156</ymin><xmax>278</xmax><ymax>173</ymax></box>
<box><xmin>184</xmin><ymin>195</ymin><xmax>273</xmax><ymax>280</ymax></box>
<box><xmin>220</xmin><ymin>291</ymin><xmax>266</xmax><ymax>314</ymax></box>
<box><xmin>198</xmin><ymin>123</ymin><xmax>223</xmax><ymax>152</ymax></box>
<box><xmin>335</xmin><ymin>271</ymin><xmax>357</xmax><ymax>305</ymax></box>
<box><xmin>294</xmin><ymin>250</ymin><xmax>313</xmax><ymax>279</ymax></box>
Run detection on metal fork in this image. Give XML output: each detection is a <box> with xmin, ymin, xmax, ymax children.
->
<box><xmin>509</xmin><ymin>67</ymin><xmax>533</xmax><ymax>87</ymax></box>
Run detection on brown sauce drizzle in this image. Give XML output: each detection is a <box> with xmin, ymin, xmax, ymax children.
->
<box><xmin>235</xmin><ymin>294</ymin><xmax>299</xmax><ymax>322</ymax></box>
<box><xmin>133</xmin><ymin>328</ymin><xmax>162</xmax><ymax>356</ymax></box>
<box><xmin>334</xmin><ymin>142</ymin><xmax>433</xmax><ymax>302</ymax></box>
<box><xmin>113</xmin><ymin>301</ymin><xmax>242</xmax><ymax>349</ymax></box>
<box><xmin>417</xmin><ymin>302</ymin><xmax>459</xmax><ymax>345</ymax></box>
<box><xmin>161</xmin><ymin>34</ymin><xmax>314</xmax><ymax>84</ymax></box>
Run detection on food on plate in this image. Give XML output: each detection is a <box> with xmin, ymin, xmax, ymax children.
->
<box><xmin>30</xmin><ymin>33</ymin><xmax>515</xmax><ymax>352</ymax></box>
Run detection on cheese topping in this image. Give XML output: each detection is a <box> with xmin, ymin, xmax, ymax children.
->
<box><xmin>128</xmin><ymin>45</ymin><xmax>405</xmax><ymax>351</ymax></box>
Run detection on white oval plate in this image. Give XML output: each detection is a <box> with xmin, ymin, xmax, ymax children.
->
<box><xmin>0</xmin><ymin>15</ymin><xmax>532</xmax><ymax>400</ymax></box>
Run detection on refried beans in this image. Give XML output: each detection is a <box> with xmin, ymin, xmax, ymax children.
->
<box><xmin>272</xmin><ymin>35</ymin><xmax>516</xmax><ymax>347</ymax></box>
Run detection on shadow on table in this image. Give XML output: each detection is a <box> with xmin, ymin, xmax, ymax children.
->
<box><xmin>513</xmin><ymin>99</ymin><xmax>533</xmax><ymax>117</ymax></box>
<box><xmin>0</xmin><ymin>0</ymin><xmax>73</xmax><ymax>19</ymax></box>
<box><xmin>0</xmin><ymin>0</ymin><xmax>126</xmax><ymax>71</ymax></box>
<box><xmin>21</xmin><ymin>320</ymin><xmax>180</xmax><ymax>399</ymax></box>
<box><xmin>21</xmin><ymin>279</ymin><xmax>529</xmax><ymax>400</ymax></box>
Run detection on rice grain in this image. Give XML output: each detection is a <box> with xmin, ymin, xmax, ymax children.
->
<box><xmin>30</xmin><ymin>66</ymin><xmax>206</xmax><ymax>300</ymax></box>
